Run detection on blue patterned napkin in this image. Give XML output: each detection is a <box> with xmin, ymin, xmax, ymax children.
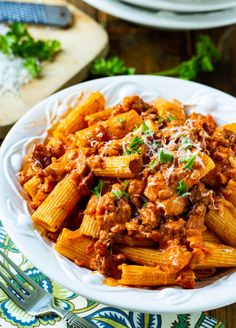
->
<box><xmin>0</xmin><ymin>221</ymin><xmax>224</xmax><ymax>328</ymax></box>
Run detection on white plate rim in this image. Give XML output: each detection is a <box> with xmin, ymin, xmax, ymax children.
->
<box><xmin>120</xmin><ymin>0</ymin><xmax>236</xmax><ymax>13</ymax></box>
<box><xmin>1</xmin><ymin>75</ymin><xmax>236</xmax><ymax>314</ymax></box>
<box><xmin>82</xmin><ymin>0</ymin><xmax>236</xmax><ymax>30</ymax></box>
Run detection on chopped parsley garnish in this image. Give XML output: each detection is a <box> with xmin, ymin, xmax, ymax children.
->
<box><xmin>157</xmin><ymin>117</ymin><xmax>163</xmax><ymax>123</ymax></box>
<box><xmin>167</xmin><ymin>115</ymin><xmax>176</xmax><ymax>122</ymax></box>
<box><xmin>0</xmin><ymin>23</ymin><xmax>61</xmax><ymax>77</ymax></box>
<box><xmin>180</xmin><ymin>135</ymin><xmax>193</xmax><ymax>150</ymax></box>
<box><xmin>112</xmin><ymin>190</ymin><xmax>129</xmax><ymax>199</ymax></box>
<box><xmin>149</xmin><ymin>160</ymin><xmax>157</xmax><ymax>170</ymax></box>
<box><xmin>141</xmin><ymin>122</ymin><xmax>152</xmax><ymax>136</ymax></box>
<box><xmin>175</xmin><ymin>180</ymin><xmax>188</xmax><ymax>197</ymax></box>
<box><xmin>124</xmin><ymin>136</ymin><xmax>144</xmax><ymax>155</ymax></box>
<box><xmin>153</xmin><ymin>141</ymin><xmax>161</xmax><ymax>149</ymax></box>
<box><xmin>118</xmin><ymin>117</ymin><xmax>126</xmax><ymax>123</ymax></box>
<box><xmin>158</xmin><ymin>149</ymin><xmax>174</xmax><ymax>164</ymax></box>
<box><xmin>123</xmin><ymin>180</ymin><xmax>129</xmax><ymax>189</ymax></box>
<box><xmin>181</xmin><ymin>154</ymin><xmax>197</xmax><ymax>170</ymax></box>
<box><xmin>91</xmin><ymin>179</ymin><xmax>105</xmax><ymax>199</ymax></box>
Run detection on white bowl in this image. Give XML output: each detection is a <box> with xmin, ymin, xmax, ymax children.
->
<box><xmin>0</xmin><ymin>76</ymin><xmax>236</xmax><ymax>314</ymax></box>
<box><xmin>121</xmin><ymin>0</ymin><xmax>236</xmax><ymax>13</ymax></box>
<box><xmin>83</xmin><ymin>0</ymin><xmax>236</xmax><ymax>30</ymax></box>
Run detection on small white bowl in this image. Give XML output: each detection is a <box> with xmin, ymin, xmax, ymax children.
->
<box><xmin>0</xmin><ymin>76</ymin><xmax>236</xmax><ymax>314</ymax></box>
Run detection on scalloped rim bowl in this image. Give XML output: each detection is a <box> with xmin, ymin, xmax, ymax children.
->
<box><xmin>1</xmin><ymin>76</ymin><xmax>236</xmax><ymax>314</ymax></box>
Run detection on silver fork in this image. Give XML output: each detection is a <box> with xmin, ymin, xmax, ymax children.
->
<box><xmin>0</xmin><ymin>249</ymin><xmax>95</xmax><ymax>328</ymax></box>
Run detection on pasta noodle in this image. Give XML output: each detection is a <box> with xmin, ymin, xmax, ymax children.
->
<box><xmin>20</xmin><ymin>92</ymin><xmax>236</xmax><ymax>289</ymax></box>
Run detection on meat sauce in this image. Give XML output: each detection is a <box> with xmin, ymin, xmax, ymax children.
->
<box><xmin>20</xmin><ymin>95</ymin><xmax>236</xmax><ymax>288</ymax></box>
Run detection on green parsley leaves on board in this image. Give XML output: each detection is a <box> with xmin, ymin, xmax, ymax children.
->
<box><xmin>175</xmin><ymin>180</ymin><xmax>188</xmax><ymax>197</ymax></box>
<box><xmin>90</xmin><ymin>56</ymin><xmax>135</xmax><ymax>77</ymax></box>
<box><xmin>90</xmin><ymin>35</ymin><xmax>220</xmax><ymax>81</ymax></box>
<box><xmin>91</xmin><ymin>179</ymin><xmax>105</xmax><ymax>199</ymax></box>
<box><xmin>0</xmin><ymin>23</ymin><xmax>61</xmax><ymax>77</ymax></box>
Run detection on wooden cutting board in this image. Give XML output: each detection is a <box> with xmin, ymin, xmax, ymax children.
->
<box><xmin>0</xmin><ymin>0</ymin><xmax>108</xmax><ymax>138</ymax></box>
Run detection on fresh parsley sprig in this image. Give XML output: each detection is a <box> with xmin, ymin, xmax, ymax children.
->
<box><xmin>153</xmin><ymin>35</ymin><xmax>221</xmax><ymax>80</ymax></box>
<box><xmin>0</xmin><ymin>23</ymin><xmax>61</xmax><ymax>77</ymax></box>
<box><xmin>90</xmin><ymin>56</ymin><xmax>135</xmax><ymax>77</ymax></box>
<box><xmin>90</xmin><ymin>35</ymin><xmax>220</xmax><ymax>81</ymax></box>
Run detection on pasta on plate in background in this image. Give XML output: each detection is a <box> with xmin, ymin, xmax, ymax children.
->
<box><xmin>19</xmin><ymin>91</ymin><xmax>236</xmax><ymax>289</ymax></box>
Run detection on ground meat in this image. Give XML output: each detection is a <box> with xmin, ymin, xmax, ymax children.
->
<box><xmin>186</xmin><ymin>204</ymin><xmax>206</xmax><ymax>230</ymax></box>
<box><xmin>31</xmin><ymin>144</ymin><xmax>52</xmax><ymax>169</ymax></box>
<box><xmin>128</xmin><ymin>179</ymin><xmax>146</xmax><ymax>207</ymax></box>
<box><xmin>98</xmin><ymin>140</ymin><xmax>122</xmax><ymax>157</ymax></box>
<box><xmin>159</xmin><ymin>218</ymin><xmax>187</xmax><ymax>247</ymax></box>
<box><xmin>90</xmin><ymin>241</ymin><xmax>125</xmax><ymax>278</ymax></box>
<box><xmin>190</xmin><ymin>182</ymin><xmax>214</xmax><ymax>207</ymax></box>
<box><xmin>112</xmin><ymin>96</ymin><xmax>149</xmax><ymax>116</ymax></box>
<box><xmin>139</xmin><ymin>202</ymin><xmax>160</xmax><ymax>229</ymax></box>
<box><xmin>160</xmin><ymin>196</ymin><xmax>187</xmax><ymax>216</ymax></box>
<box><xmin>48</xmin><ymin>141</ymin><xmax>65</xmax><ymax>158</ymax></box>
<box><xmin>96</xmin><ymin>187</ymin><xmax>132</xmax><ymax>234</ymax></box>
<box><xmin>188</xmin><ymin>113</ymin><xmax>216</xmax><ymax>136</ymax></box>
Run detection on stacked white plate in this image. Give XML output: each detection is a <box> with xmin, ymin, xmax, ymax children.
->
<box><xmin>82</xmin><ymin>0</ymin><xmax>236</xmax><ymax>30</ymax></box>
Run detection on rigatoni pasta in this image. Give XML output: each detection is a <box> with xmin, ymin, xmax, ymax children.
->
<box><xmin>20</xmin><ymin>92</ymin><xmax>236</xmax><ymax>289</ymax></box>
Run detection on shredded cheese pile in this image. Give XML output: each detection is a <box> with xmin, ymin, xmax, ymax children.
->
<box><xmin>0</xmin><ymin>25</ymin><xmax>32</xmax><ymax>97</ymax></box>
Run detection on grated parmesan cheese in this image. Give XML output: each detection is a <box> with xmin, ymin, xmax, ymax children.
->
<box><xmin>0</xmin><ymin>25</ymin><xmax>32</xmax><ymax>97</ymax></box>
<box><xmin>0</xmin><ymin>52</ymin><xmax>32</xmax><ymax>97</ymax></box>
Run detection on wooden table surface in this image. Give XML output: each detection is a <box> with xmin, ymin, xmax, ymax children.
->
<box><xmin>71</xmin><ymin>1</ymin><xmax>236</xmax><ymax>327</ymax></box>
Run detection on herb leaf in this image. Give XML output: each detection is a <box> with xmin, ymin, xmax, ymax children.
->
<box><xmin>118</xmin><ymin>117</ymin><xmax>126</xmax><ymax>123</ymax></box>
<box><xmin>153</xmin><ymin>35</ymin><xmax>220</xmax><ymax>81</ymax></box>
<box><xmin>175</xmin><ymin>180</ymin><xmax>188</xmax><ymax>197</ymax></box>
<box><xmin>91</xmin><ymin>179</ymin><xmax>105</xmax><ymax>199</ymax></box>
<box><xmin>123</xmin><ymin>180</ymin><xmax>129</xmax><ymax>189</ymax></box>
<box><xmin>124</xmin><ymin>136</ymin><xmax>144</xmax><ymax>155</ymax></box>
<box><xmin>23</xmin><ymin>57</ymin><xmax>41</xmax><ymax>77</ymax></box>
<box><xmin>90</xmin><ymin>56</ymin><xmax>135</xmax><ymax>77</ymax></box>
<box><xmin>181</xmin><ymin>154</ymin><xmax>197</xmax><ymax>170</ymax></box>
<box><xmin>180</xmin><ymin>136</ymin><xmax>193</xmax><ymax>150</ymax></box>
<box><xmin>112</xmin><ymin>189</ymin><xmax>129</xmax><ymax>199</ymax></box>
<box><xmin>0</xmin><ymin>23</ymin><xmax>61</xmax><ymax>77</ymax></box>
<box><xmin>158</xmin><ymin>149</ymin><xmax>173</xmax><ymax>164</ymax></box>
<box><xmin>149</xmin><ymin>160</ymin><xmax>157</xmax><ymax>170</ymax></box>
<box><xmin>167</xmin><ymin>115</ymin><xmax>176</xmax><ymax>122</ymax></box>
<box><xmin>141</xmin><ymin>122</ymin><xmax>152</xmax><ymax>136</ymax></box>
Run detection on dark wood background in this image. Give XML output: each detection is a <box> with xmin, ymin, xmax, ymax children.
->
<box><xmin>71</xmin><ymin>1</ymin><xmax>236</xmax><ymax>327</ymax></box>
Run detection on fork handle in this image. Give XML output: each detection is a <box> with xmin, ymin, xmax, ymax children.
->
<box><xmin>63</xmin><ymin>311</ymin><xmax>95</xmax><ymax>328</ymax></box>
